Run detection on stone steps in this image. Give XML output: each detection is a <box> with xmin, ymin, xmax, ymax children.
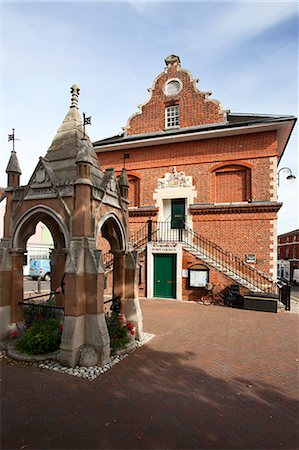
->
<box><xmin>183</xmin><ymin>244</ymin><xmax>271</xmax><ymax>293</ymax></box>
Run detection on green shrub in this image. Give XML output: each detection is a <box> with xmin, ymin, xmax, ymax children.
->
<box><xmin>16</xmin><ymin>317</ymin><xmax>62</xmax><ymax>355</ymax></box>
<box><xmin>107</xmin><ymin>314</ymin><xmax>129</xmax><ymax>350</ymax></box>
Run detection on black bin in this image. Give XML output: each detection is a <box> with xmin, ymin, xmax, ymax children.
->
<box><xmin>280</xmin><ymin>284</ymin><xmax>291</xmax><ymax>311</ymax></box>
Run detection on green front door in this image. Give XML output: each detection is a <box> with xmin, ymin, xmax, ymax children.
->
<box><xmin>171</xmin><ymin>198</ymin><xmax>185</xmax><ymax>229</ymax></box>
<box><xmin>154</xmin><ymin>254</ymin><xmax>176</xmax><ymax>298</ymax></box>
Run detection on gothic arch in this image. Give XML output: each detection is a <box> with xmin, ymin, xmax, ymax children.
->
<box><xmin>97</xmin><ymin>213</ymin><xmax>126</xmax><ymax>253</ymax></box>
<box><xmin>12</xmin><ymin>205</ymin><xmax>69</xmax><ymax>251</ymax></box>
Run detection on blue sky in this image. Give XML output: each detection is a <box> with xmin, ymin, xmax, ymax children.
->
<box><xmin>1</xmin><ymin>1</ymin><xmax>298</xmax><ymax>234</ymax></box>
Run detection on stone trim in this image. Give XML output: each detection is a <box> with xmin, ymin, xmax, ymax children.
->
<box><xmin>153</xmin><ymin>168</ymin><xmax>197</xmax><ymax>226</ymax></box>
<box><xmin>146</xmin><ymin>242</ymin><xmax>182</xmax><ymax>300</ymax></box>
<box><xmin>269</xmin><ymin>157</ymin><xmax>278</xmax><ymax>201</ymax></box>
<box><xmin>129</xmin><ymin>207</ymin><xmax>158</xmax><ymax>217</ymax></box>
<box><xmin>269</xmin><ymin>219</ymin><xmax>278</xmax><ymax>279</ymax></box>
<box><xmin>190</xmin><ymin>202</ymin><xmax>282</xmax><ymax>215</ymax></box>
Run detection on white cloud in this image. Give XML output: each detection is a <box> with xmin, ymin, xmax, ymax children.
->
<box><xmin>180</xmin><ymin>2</ymin><xmax>297</xmax><ymax>52</ymax></box>
<box><xmin>1</xmin><ymin>1</ymin><xmax>297</xmax><ymax>235</ymax></box>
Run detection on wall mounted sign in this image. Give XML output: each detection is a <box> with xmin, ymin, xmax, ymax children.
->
<box><xmin>246</xmin><ymin>254</ymin><xmax>256</xmax><ymax>263</ymax></box>
<box><xmin>152</xmin><ymin>242</ymin><xmax>177</xmax><ymax>252</ymax></box>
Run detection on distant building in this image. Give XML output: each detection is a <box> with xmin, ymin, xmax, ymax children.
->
<box><xmin>1</xmin><ymin>186</ymin><xmax>53</xmax><ymax>275</ymax></box>
<box><xmin>23</xmin><ymin>223</ymin><xmax>54</xmax><ymax>275</ymax></box>
<box><xmin>94</xmin><ymin>55</ymin><xmax>296</xmax><ymax>300</ymax></box>
<box><xmin>277</xmin><ymin>229</ymin><xmax>299</xmax><ymax>282</ymax></box>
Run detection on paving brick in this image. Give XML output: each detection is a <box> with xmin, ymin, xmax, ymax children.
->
<box><xmin>1</xmin><ymin>299</ymin><xmax>299</xmax><ymax>449</ymax></box>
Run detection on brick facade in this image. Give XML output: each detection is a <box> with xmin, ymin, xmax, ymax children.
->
<box><xmin>277</xmin><ymin>229</ymin><xmax>299</xmax><ymax>283</ymax></box>
<box><xmin>278</xmin><ymin>229</ymin><xmax>299</xmax><ymax>260</ymax></box>
<box><xmin>125</xmin><ymin>55</ymin><xmax>226</xmax><ymax>135</ymax></box>
<box><xmin>94</xmin><ymin>55</ymin><xmax>296</xmax><ymax>300</ymax></box>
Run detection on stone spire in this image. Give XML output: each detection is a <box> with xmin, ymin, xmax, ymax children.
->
<box><xmin>70</xmin><ymin>84</ymin><xmax>80</xmax><ymax>108</ymax></box>
<box><xmin>118</xmin><ymin>168</ymin><xmax>129</xmax><ymax>198</ymax></box>
<box><xmin>44</xmin><ymin>85</ymin><xmax>102</xmax><ymax>186</ymax></box>
<box><xmin>6</xmin><ymin>150</ymin><xmax>21</xmax><ymax>188</ymax></box>
<box><xmin>75</xmin><ymin>138</ymin><xmax>94</xmax><ymax>165</ymax></box>
<box><xmin>6</xmin><ymin>150</ymin><xmax>21</xmax><ymax>175</ymax></box>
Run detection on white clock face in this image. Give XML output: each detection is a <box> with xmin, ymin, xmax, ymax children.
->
<box><xmin>165</xmin><ymin>80</ymin><xmax>181</xmax><ymax>96</ymax></box>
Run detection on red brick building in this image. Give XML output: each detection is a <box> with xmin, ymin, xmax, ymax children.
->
<box><xmin>94</xmin><ymin>55</ymin><xmax>296</xmax><ymax>300</ymax></box>
<box><xmin>277</xmin><ymin>229</ymin><xmax>299</xmax><ymax>282</ymax></box>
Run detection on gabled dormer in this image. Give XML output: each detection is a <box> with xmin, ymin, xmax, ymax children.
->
<box><xmin>124</xmin><ymin>55</ymin><xmax>228</xmax><ymax>136</ymax></box>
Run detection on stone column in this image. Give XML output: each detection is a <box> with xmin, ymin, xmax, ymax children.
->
<box><xmin>0</xmin><ymin>240</ymin><xmax>12</xmax><ymax>339</ymax></box>
<box><xmin>84</xmin><ymin>248</ymin><xmax>110</xmax><ymax>367</ymax></box>
<box><xmin>113</xmin><ymin>251</ymin><xmax>126</xmax><ymax>315</ymax></box>
<box><xmin>58</xmin><ymin>238</ymin><xmax>110</xmax><ymax>368</ymax></box>
<box><xmin>50</xmin><ymin>249</ymin><xmax>67</xmax><ymax>307</ymax></box>
<box><xmin>10</xmin><ymin>250</ymin><xmax>24</xmax><ymax>323</ymax></box>
<box><xmin>124</xmin><ymin>251</ymin><xmax>144</xmax><ymax>340</ymax></box>
<box><xmin>3</xmin><ymin>190</ymin><xmax>13</xmax><ymax>239</ymax></box>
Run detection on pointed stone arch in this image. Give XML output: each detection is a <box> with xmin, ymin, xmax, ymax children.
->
<box><xmin>12</xmin><ymin>205</ymin><xmax>69</xmax><ymax>251</ymax></box>
<box><xmin>98</xmin><ymin>212</ymin><xmax>126</xmax><ymax>253</ymax></box>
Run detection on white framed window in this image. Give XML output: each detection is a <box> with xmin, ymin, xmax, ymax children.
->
<box><xmin>166</xmin><ymin>105</ymin><xmax>179</xmax><ymax>128</ymax></box>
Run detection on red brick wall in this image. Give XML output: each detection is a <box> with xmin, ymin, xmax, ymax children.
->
<box><xmin>99</xmin><ymin>131</ymin><xmax>276</xmax><ymax>173</ymax></box>
<box><xmin>182</xmin><ymin>250</ymin><xmax>247</xmax><ymax>301</ymax></box>
<box><xmin>96</xmin><ymin>130</ymin><xmax>278</xmax><ymax>280</ymax></box>
<box><xmin>125</xmin><ymin>62</ymin><xmax>226</xmax><ymax>135</ymax></box>
<box><xmin>98</xmin><ymin>131</ymin><xmax>277</xmax><ymax>207</ymax></box>
<box><xmin>192</xmin><ymin>213</ymin><xmax>275</xmax><ymax>274</ymax></box>
<box><xmin>95</xmin><ymin>85</ymin><xmax>280</xmax><ymax>295</ymax></box>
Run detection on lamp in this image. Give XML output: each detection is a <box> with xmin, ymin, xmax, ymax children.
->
<box><xmin>277</xmin><ymin>167</ymin><xmax>296</xmax><ymax>186</ymax></box>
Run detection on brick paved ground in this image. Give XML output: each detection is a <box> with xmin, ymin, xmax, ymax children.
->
<box><xmin>1</xmin><ymin>299</ymin><xmax>299</xmax><ymax>450</ymax></box>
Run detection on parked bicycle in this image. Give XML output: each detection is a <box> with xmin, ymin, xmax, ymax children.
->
<box><xmin>197</xmin><ymin>283</ymin><xmax>225</xmax><ymax>306</ymax></box>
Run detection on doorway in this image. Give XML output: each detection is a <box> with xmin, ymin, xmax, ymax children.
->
<box><xmin>154</xmin><ymin>254</ymin><xmax>176</xmax><ymax>298</ymax></box>
<box><xmin>171</xmin><ymin>198</ymin><xmax>185</xmax><ymax>229</ymax></box>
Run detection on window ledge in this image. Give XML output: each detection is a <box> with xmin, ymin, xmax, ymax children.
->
<box><xmin>163</xmin><ymin>126</ymin><xmax>180</xmax><ymax>131</ymax></box>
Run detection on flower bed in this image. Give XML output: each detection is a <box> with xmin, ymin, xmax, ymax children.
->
<box><xmin>12</xmin><ymin>303</ymin><xmax>63</xmax><ymax>356</ymax></box>
<box><xmin>106</xmin><ymin>313</ymin><xmax>136</xmax><ymax>353</ymax></box>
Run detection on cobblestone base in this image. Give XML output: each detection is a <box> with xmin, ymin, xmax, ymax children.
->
<box><xmin>0</xmin><ymin>332</ymin><xmax>154</xmax><ymax>381</ymax></box>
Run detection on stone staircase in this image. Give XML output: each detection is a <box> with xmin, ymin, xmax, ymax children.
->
<box><xmin>182</xmin><ymin>243</ymin><xmax>271</xmax><ymax>293</ymax></box>
<box><xmin>103</xmin><ymin>220</ymin><xmax>277</xmax><ymax>295</ymax></box>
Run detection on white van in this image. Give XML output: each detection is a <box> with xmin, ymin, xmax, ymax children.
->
<box><xmin>293</xmin><ymin>269</ymin><xmax>299</xmax><ymax>285</ymax></box>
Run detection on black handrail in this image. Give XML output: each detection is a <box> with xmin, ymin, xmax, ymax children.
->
<box><xmin>144</xmin><ymin>220</ymin><xmax>275</xmax><ymax>293</ymax></box>
<box><xmin>182</xmin><ymin>224</ymin><xmax>276</xmax><ymax>293</ymax></box>
<box><xmin>103</xmin><ymin>219</ymin><xmax>278</xmax><ymax>294</ymax></box>
<box><xmin>18</xmin><ymin>291</ymin><xmax>64</xmax><ymax>310</ymax></box>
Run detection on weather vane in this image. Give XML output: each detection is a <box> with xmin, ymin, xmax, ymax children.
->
<box><xmin>8</xmin><ymin>128</ymin><xmax>20</xmax><ymax>152</ymax></box>
<box><xmin>83</xmin><ymin>113</ymin><xmax>91</xmax><ymax>137</ymax></box>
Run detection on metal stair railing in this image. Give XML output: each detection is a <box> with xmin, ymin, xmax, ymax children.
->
<box><xmin>181</xmin><ymin>224</ymin><xmax>277</xmax><ymax>294</ymax></box>
<box><xmin>104</xmin><ymin>219</ymin><xmax>277</xmax><ymax>294</ymax></box>
<box><xmin>130</xmin><ymin>223</ymin><xmax>150</xmax><ymax>251</ymax></box>
<box><xmin>103</xmin><ymin>223</ymin><xmax>150</xmax><ymax>270</ymax></box>
<box><xmin>148</xmin><ymin>220</ymin><xmax>276</xmax><ymax>294</ymax></box>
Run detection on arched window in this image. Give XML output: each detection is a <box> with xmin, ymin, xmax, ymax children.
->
<box><xmin>128</xmin><ymin>174</ymin><xmax>140</xmax><ymax>207</ymax></box>
<box><xmin>212</xmin><ymin>165</ymin><xmax>251</xmax><ymax>203</ymax></box>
